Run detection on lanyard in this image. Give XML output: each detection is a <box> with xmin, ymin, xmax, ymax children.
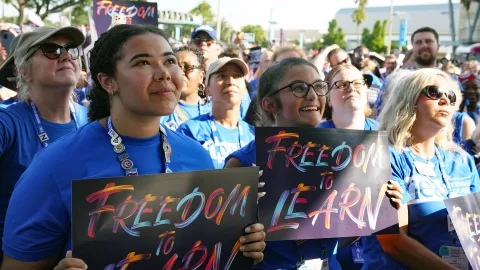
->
<box><xmin>106</xmin><ymin>116</ymin><xmax>173</xmax><ymax>176</ymax></box>
<box><xmin>208</xmin><ymin>112</ymin><xmax>245</xmax><ymax>164</ymax></box>
<box><xmin>30</xmin><ymin>101</ymin><xmax>79</xmax><ymax>148</ymax></box>
<box><xmin>405</xmin><ymin>146</ymin><xmax>452</xmax><ymax>199</ymax></box>
<box><xmin>172</xmin><ymin>97</ymin><xmax>205</xmax><ymax>126</ymax></box>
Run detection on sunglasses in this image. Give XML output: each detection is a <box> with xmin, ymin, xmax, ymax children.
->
<box><xmin>421</xmin><ymin>85</ymin><xmax>457</xmax><ymax>106</ymax></box>
<box><xmin>32</xmin><ymin>43</ymin><xmax>80</xmax><ymax>60</ymax></box>
<box><xmin>332</xmin><ymin>79</ymin><xmax>367</xmax><ymax>91</ymax></box>
<box><xmin>269</xmin><ymin>80</ymin><xmax>330</xmax><ymax>98</ymax></box>
<box><xmin>180</xmin><ymin>64</ymin><xmax>201</xmax><ymax>74</ymax></box>
<box><xmin>192</xmin><ymin>38</ymin><xmax>215</xmax><ymax>47</ymax></box>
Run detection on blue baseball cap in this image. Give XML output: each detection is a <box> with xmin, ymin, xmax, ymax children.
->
<box><xmin>191</xmin><ymin>25</ymin><xmax>217</xmax><ymax>40</ymax></box>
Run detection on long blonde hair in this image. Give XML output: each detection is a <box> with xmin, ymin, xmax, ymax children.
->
<box><xmin>378</xmin><ymin>68</ymin><xmax>463</xmax><ymax>153</ymax></box>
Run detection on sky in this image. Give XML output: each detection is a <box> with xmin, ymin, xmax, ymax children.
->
<box><xmin>157</xmin><ymin>0</ymin><xmax>460</xmax><ymax>32</ymax></box>
<box><xmin>1</xmin><ymin>0</ymin><xmax>460</xmax><ymax>31</ymax></box>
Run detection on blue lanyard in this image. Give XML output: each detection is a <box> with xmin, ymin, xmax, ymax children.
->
<box><xmin>208</xmin><ymin>112</ymin><xmax>245</xmax><ymax>164</ymax></box>
<box><xmin>106</xmin><ymin>116</ymin><xmax>173</xmax><ymax>176</ymax></box>
<box><xmin>173</xmin><ymin>97</ymin><xmax>205</xmax><ymax>126</ymax></box>
<box><xmin>30</xmin><ymin>101</ymin><xmax>79</xmax><ymax>148</ymax></box>
<box><xmin>405</xmin><ymin>146</ymin><xmax>452</xmax><ymax>198</ymax></box>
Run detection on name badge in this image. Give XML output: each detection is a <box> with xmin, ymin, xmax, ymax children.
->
<box><xmin>413</xmin><ymin>161</ymin><xmax>437</xmax><ymax>177</ymax></box>
<box><xmin>298</xmin><ymin>259</ymin><xmax>329</xmax><ymax>270</ymax></box>
<box><xmin>439</xmin><ymin>246</ymin><xmax>468</xmax><ymax>270</ymax></box>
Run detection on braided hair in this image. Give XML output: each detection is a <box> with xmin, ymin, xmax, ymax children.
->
<box><xmin>88</xmin><ymin>24</ymin><xmax>170</xmax><ymax>122</ymax></box>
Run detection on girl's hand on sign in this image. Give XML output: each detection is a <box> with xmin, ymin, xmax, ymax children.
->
<box><xmin>54</xmin><ymin>251</ymin><xmax>88</xmax><ymax>270</ymax></box>
<box><xmin>240</xmin><ymin>223</ymin><xmax>266</xmax><ymax>265</ymax></box>
<box><xmin>253</xmin><ymin>164</ymin><xmax>266</xmax><ymax>200</ymax></box>
<box><xmin>386</xmin><ymin>180</ymin><xmax>404</xmax><ymax>210</ymax></box>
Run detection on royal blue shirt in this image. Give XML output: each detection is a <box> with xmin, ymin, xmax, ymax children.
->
<box><xmin>0</xmin><ymin>97</ymin><xmax>16</xmax><ymax>108</ymax></box>
<box><xmin>362</xmin><ymin>146</ymin><xmax>480</xmax><ymax>269</ymax></box>
<box><xmin>2</xmin><ymin>121</ymin><xmax>215</xmax><ymax>262</ymax></box>
<box><xmin>467</xmin><ymin>105</ymin><xmax>480</xmax><ymax>123</ymax></box>
<box><xmin>177</xmin><ymin>113</ymin><xmax>255</xmax><ymax>169</ymax></box>
<box><xmin>452</xmin><ymin>112</ymin><xmax>467</xmax><ymax>144</ymax></box>
<box><xmin>161</xmin><ymin>100</ymin><xmax>212</xmax><ymax>131</ymax></box>
<box><xmin>0</xmin><ymin>101</ymin><xmax>88</xmax><ymax>261</ymax></box>
<box><xmin>317</xmin><ymin>118</ymin><xmax>378</xmax><ymax>131</ymax></box>
<box><xmin>225</xmin><ymin>140</ymin><xmax>341</xmax><ymax>270</ymax></box>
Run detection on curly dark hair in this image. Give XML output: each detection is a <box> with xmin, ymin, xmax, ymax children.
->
<box><xmin>175</xmin><ymin>46</ymin><xmax>206</xmax><ymax>71</ymax></box>
<box><xmin>87</xmin><ymin>24</ymin><xmax>171</xmax><ymax>122</ymax></box>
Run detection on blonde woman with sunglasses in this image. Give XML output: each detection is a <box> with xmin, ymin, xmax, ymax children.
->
<box><xmin>362</xmin><ymin>69</ymin><xmax>479</xmax><ymax>269</ymax></box>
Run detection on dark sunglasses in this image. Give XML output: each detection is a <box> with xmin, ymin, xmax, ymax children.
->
<box><xmin>421</xmin><ymin>85</ymin><xmax>457</xmax><ymax>106</ymax></box>
<box><xmin>192</xmin><ymin>38</ymin><xmax>215</xmax><ymax>47</ymax></box>
<box><xmin>32</xmin><ymin>43</ymin><xmax>80</xmax><ymax>60</ymax></box>
<box><xmin>269</xmin><ymin>80</ymin><xmax>330</xmax><ymax>98</ymax></box>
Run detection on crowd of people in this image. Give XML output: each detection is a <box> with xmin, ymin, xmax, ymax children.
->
<box><xmin>0</xmin><ymin>21</ymin><xmax>479</xmax><ymax>270</ymax></box>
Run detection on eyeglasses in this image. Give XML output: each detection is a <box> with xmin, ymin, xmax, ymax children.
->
<box><xmin>421</xmin><ymin>85</ymin><xmax>457</xmax><ymax>106</ymax></box>
<box><xmin>180</xmin><ymin>64</ymin><xmax>201</xmax><ymax>75</ymax></box>
<box><xmin>332</xmin><ymin>79</ymin><xmax>367</xmax><ymax>90</ymax></box>
<box><xmin>333</xmin><ymin>58</ymin><xmax>350</xmax><ymax>67</ymax></box>
<box><xmin>354</xmin><ymin>52</ymin><xmax>369</xmax><ymax>59</ymax></box>
<box><xmin>32</xmin><ymin>43</ymin><xmax>80</xmax><ymax>60</ymax></box>
<box><xmin>269</xmin><ymin>80</ymin><xmax>330</xmax><ymax>98</ymax></box>
<box><xmin>192</xmin><ymin>38</ymin><xmax>215</xmax><ymax>47</ymax></box>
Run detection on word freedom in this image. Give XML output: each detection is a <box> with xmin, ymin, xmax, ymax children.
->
<box><xmin>96</xmin><ymin>0</ymin><xmax>156</xmax><ymax>19</ymax></box>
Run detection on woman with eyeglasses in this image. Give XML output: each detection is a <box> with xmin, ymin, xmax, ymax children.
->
<box><xmin>2</xmin><ymin>24</ymin><xmax>266</xmax><ymax>270</ymax></box>
<box><xmin>161</xmin><ymin>46</ymin><xmax>212</xmax><ymax>130</ymax></box>
<box><xmin>225</xmin><ymin>57</ymin><xmax>341</xmax><ymax>269</ymax></box>
<box><xmin>0</xmin><ymin>26</ymin><xmax>88</xmax><ymax>263</ymax></box>
<box><xmin>318</xmin><ymin>64</ymin><xmax>377</xmax><ymax>130</ymax></box>
<box><xmin>362</xmin><ymin>69</ymin><xmax>479</xmax><ymax>270</ymax></box>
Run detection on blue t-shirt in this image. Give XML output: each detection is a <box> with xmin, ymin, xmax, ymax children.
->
<box><xmin>362</xmin><ymin>146</ymin><xmax>480</xmax><ymax>269</ymax></box>
<box><xmin>249</xmin><ymin>77</ymin><xmax>259</xmax><ymax>99</ymax></box>
<box><xmin>177</xmin><ymin>113</ymin><xmax>255</xmax><ymax>169</ymax></box>
<box><xmin>2</xmin><ymin>121</ymin><xmax>215</xmax><ymax>262</ymax></box>
<box><xmin>160</xmin><ymin>100</ymin><xmax>212</xmax><ymax>131</ymax></box>
<box><xmin>317</xmin><ymin>118</ymin><xmax>378</xmax><ymax>131</ymax></box>
<box><xmin>241</xmin><ymin>91</ymin><xmax>251</xmax><ymax>120</ymax></box>
<box><xmin>0</xmin><ymin>101</ymin><xmax>88</xmax><ymax>260</ymax></box>
<box><xmin>467</xmin><ymin>105</ymin><xmax>480</xmax><ymax>124</ymax></box>
<box><xmin>0</xmin><ymin>97</ymin><xmax>16</xmax><ymax>108</ymax></box>
<box><xmin>73</xmin><ymin>88</ymin><xmax>86</xmax><ymax>104</ymax></box>
<box><xmin>224</xmin><ymin>140</ymin><xmax>341</xmax><ymax>270</ymax></box>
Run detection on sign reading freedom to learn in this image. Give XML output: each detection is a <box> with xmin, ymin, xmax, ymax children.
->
<box><xmin>445</xmin><ymin>192</ymin><xmax>480</xmax><ymax>269</ymax></box>
<box><xmin>93</xmin><ymin>0</ymin><xmax>158</xmax><ymax>36</ymax></box>
<box><xmin>256</xmin><ymin>127</ymin><xmax>399</xmax><ymax>240</ymax></box>
<box><xmin>72</xmin><ymin>168</ymin><xmax>258</xmax><ymax>269</ymax></box>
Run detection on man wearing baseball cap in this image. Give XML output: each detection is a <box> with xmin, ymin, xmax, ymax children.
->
<box><xmin>0</xmin><ymin>26</ymin><xmax>89</xmax><ymax>268</ymax></box>
<box><xmin>177</xmin><ymin>57</ymin><xmax>254</xmax><ymax>169</ymax></box>
<box><xmin>190</xmin><ymin>24</ymin><xmax>220</xmax><ymax>70</ymax></box>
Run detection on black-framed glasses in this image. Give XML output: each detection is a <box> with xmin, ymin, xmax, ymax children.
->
<box><xmin>31</xmin><ymin>43</ymin><xmax>80</xmax><ymax>60</ymax></box>
<box><xmin>180</xmin><ymin>64</ymin><xmax>201</xmax><ymax>74</ymax></box>
<box><xmin>332</xmin><ymin>79</ymin><xmax>367</xmax><ymax>90</ymax></box>
<box><xmin>192</xmin><ymin>38</ymin><xmax>215</xmax><ymax>47</ymax></box>
<box><xmin>269</xmin><ymin>80</ymin><xmax>330</xmax><ymax>98</ymax></box>
<box><xmin>421</xmin><ymin>85</ymin><xmax>457</xmax><ymax>106</ymax></box>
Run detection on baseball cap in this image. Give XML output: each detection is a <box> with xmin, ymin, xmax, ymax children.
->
<box><xmin>0</xmin><ymin>26</ymin><xmax>85</xmax><ymax>90</ymax></box>
<box><xmin>191</xmin><ymin>24</ymin><xmax>217</xmax><ymax>40</ymax></box>
<box><xmin>205</xmin><ymin>57</ymin><xmax>249</xmax><ymax>85</ymax></box>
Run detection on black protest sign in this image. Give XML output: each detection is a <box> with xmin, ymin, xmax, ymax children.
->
<box><xmin>445</xmin><ymin>192</ymin><xmax>480</xmax><ymax>269</ymax></box>
<box><xmin>256</xmin><ymin>127</ymin><xmax>398</xmax><ymax>241</ymax></box>
<box><xmin>72</xmin><ymin>167</ymin><xmax>258</xmax><ymax>269</ymax></box>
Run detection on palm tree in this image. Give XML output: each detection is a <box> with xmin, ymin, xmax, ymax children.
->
<box><xmin>352</xmin><ymin>0</ymin><xmax>368</xmax><ymax>45</ymax></box>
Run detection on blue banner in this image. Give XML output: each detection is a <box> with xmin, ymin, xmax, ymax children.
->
<box><xmin>398</xmin><ymin>20</ymin><xmax>408</xmax><ymax>47</ymax></box>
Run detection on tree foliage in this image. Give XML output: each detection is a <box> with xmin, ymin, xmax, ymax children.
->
<box><xmin>361</xmin><ymin>19</ymin><xmax>387</xmax><ymax>53</ymax></box>
<box><xmin>190</xmin><ymin>0</ymin><xmax>214</xmax><ymax>24</ymax></box>
<box><xmin>352</xmin><ymin>0</ymin><xmax>368</xmax><ymax>44</ymax></box>
<box><xmin>322</xmin><ymin>19</ymin><xmax>346</xmax><ymax>48</ymax></box>
<box><xmin>241</xmin><ymin>25</ymin><xmax>267</xmax><ymax>47</ymax></box>
<box><xmin>8</xmin><ymin>0</ymin><xmax>92</xmax><ymax>25</ymax></box>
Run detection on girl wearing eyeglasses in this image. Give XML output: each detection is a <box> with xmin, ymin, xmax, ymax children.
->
<box><xmin>362</xmin><ymin>69</ymin><xmax>479</xmax><ymax>269</ymax></box>
<box><xmin>0</xmin><ymin>26</ymin><xmax>88</xmax><ymax>263</ymax></box>
<box><xmin>161</xmin><ymin>46</ymin><xmax>212</xmax><ymax>131</ymax></box>
<box><xmin>319</xmin><ymin>64</ymin><xmax>377</xmax><ymax>130</ymax></box>
<box><xmin>2</xmin><ymin>24</ymin><xmax>266</xmax><ymax>270</ymax></box>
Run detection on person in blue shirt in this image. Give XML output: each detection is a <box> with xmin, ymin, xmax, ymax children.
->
<box><xmin>363</xmin><ymin>68</ymin><xmax>480</xmax><ymax>270</ymax></box>
<box><xmin>0</xmin><ymin>25</ymin><xmax>88</xmax><ymax>264</ymax></box>
<box><xmin>319</xmin><ymin>64</ymin><xmax>377</xmax><ymax>130</ymax></box>
<box><xmin>226</xmin><ymin>57</ymin><xmax>338</xmax><ymax>270</ymax></box>
<box><xmin>459</xmin><ymin>72</ymin><xmax>480</xmax><ymax>123</ymax></box>
<box><xmin>2</xmin><ymin>24</ymin><xmax>266</xmax><ymax>270</ymax></box>
<box><xmin>161</xmin><ymin>46</ymin><xmax>212</xmax><ymax>130</ymax></box>
<box><xmin>177</xmin><ymin>57</ymin><xmax>255</xmax><ymax>169</ymax></box>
